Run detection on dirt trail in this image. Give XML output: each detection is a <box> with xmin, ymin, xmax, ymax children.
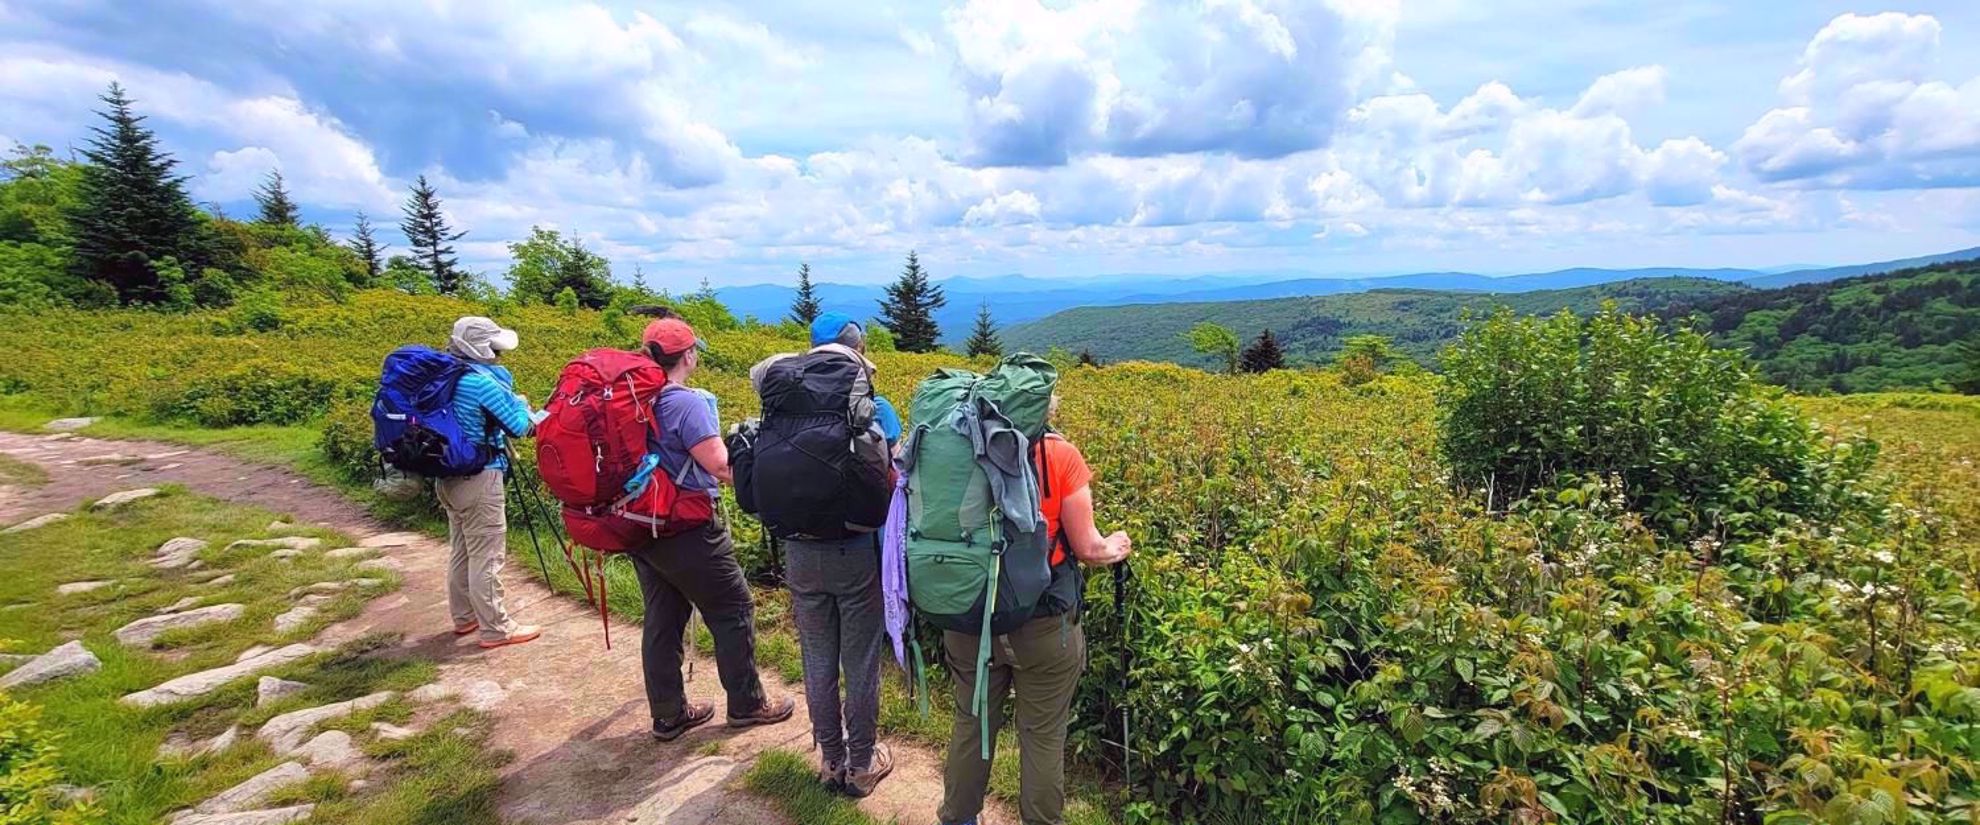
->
<box><xmin>0</xmin><ymin>431</ymin><xmax>975</xmax><ymax>825</ymax></box>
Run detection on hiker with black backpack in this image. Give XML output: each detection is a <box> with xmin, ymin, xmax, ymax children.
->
<box><xmin>372</xmin><ymin>316</ymin><xmax>543</xmax><ymax>650</ymax></box>
<box><xmin>737</xmin><ymin>312</ymin><xmax>902</xmax><ymax>797</ymax></box>
<box><xmin>890</xmin><ymin>359</ymin><xmax>1130</xmax><ymax>825</ymax></box>
<box><xmin>624</xmin><ymin>317</ymin><xmax>797</xmax><ymax>741</ymax></box>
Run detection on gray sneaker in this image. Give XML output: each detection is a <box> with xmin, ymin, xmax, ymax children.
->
<box><xmin>843</xmin><ymin>743</ymin><xmax>894</xmax><ymax>798</ymax></box>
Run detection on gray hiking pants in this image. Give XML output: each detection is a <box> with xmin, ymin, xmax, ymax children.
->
<box><xmin>786</xmin><ymin>535</ymin><xmax>886</xmax><ymax>772</ymax></box>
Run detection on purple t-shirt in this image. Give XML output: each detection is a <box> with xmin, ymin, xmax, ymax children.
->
<box><xmin>649</xmin><ymin>388</ymin><xmax>721</xmax><ymax>497</ymax></box>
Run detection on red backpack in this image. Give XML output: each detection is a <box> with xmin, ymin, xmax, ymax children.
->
<box><xmin>535</xmin><ymin>349</ymin><xmax>714</xmax><ymax>552</ymax></box>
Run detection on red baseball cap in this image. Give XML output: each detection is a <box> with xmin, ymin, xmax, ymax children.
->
<box><xmin>641</xmin><ymin>318</ymin><xmax>707</xmax><ymax>356</ymax></box>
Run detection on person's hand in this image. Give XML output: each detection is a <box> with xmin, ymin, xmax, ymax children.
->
<box><xmin>1076</xmin><ymin>531</ymin><xmax>1132</xmax><ymax>566</ymax></box>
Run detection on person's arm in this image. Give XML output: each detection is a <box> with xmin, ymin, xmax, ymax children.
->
<box><xmin>1056</xmin><ymin>484</ymin><xmax>1130</xmax><ymax>566</ymax></box>
<box><xmin>689</xmin><ymin>435</ymin><xmax>733</xmax><ymax>485</ymax></box>
<box><xmin>471</xmin><ymin>373</ymin><xmax>536</xmax><ymax>438</ymax></box>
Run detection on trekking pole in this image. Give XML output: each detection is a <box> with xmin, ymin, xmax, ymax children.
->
<box><xmin>1114</xmin><ymin>559</ymin><xmax>1132</xmax><ymax>790</ymax></box>
<box><xmin>503</xmin><ymin>453</ymin><xmax>553</xmax><ymax>584</ymax></box>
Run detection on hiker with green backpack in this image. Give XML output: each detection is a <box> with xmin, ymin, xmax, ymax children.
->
<box><xmin>885</xmin><ymin>355</ymin><xmax>1131</xmax><ymax>825</ymax></box>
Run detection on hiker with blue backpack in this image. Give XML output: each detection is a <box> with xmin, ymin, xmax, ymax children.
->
<box><xmin>883</xmin><ymin>357</ymin><xmax>1131</xmax><ymax>825</ymax></box>
<box><xmin>735</xmin><ymin>312</ymin><xmax>903</xmax><ymax>797</ymax></box>
<box><xmin>371</xmin><ymin>316</ymin><xmax>543</xmax><ymax>650</ymax></box>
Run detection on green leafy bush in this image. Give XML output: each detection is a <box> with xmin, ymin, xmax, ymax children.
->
<box><xmin>0</xmin><ymin>694</ymin><xmax>95</xmax><ymax>825</ymax></box>
<box><xmin>1439</xmin><ymin>307</ymin><xmax>1879</xmax><ymax>539</ymax></box>
<box><xmin>155</xmin><ymin>359</ymin><xmax>351</xmax><ymax>427</ymax></box>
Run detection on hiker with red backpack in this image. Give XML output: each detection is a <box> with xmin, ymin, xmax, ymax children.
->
<box><xmin>736</xmin><ymin>312</ymin><xmax>902</xmax><ymax>797</ymax></box>
<box><xmin>624</xmin><ymin>318</ymin><xmax>796</xmax><ymax>740</ymax></box>
<box><xmin>371</xmin><ymin>316</ymin><xmax>542</xmax><ymax>650</ymax></box>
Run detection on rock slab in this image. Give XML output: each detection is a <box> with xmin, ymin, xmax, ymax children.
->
<box><xmin>171</xmin><ymin>806</ymin><xmax>315</xmax><ymax>825</ymax></box>
<box><xmin>324</xmin><ymin>547</ymin><xmax>377</xmax><ymax>561</ymax></box>
<box><xmin>257</xmin><ymin>691</ymin><xmax>396</xmax><ymax>754</ymax></box>
<box><xmin>295</xmin><ymin>730</ymin><xmax>364</xmax><ymax>771</ymax></box>
<box><xmin>257</xmin><ymin>676</ymin><xmax>309</xmax><ymax>706</ymax></box>
<box><xmin>121</xmin><ymin>644</ymin><xmax>319</xmax><ymax>707</ymax></box>
<box><xmin>188</xmin><ymin>761</ymin><xmax>309</xmax><ymax>816</ymax></box>
<box><xmin>43</xmin><ymin>417</ymin><xmax>98</xmax><ymax>432</ymax></box>
<box><xmin>225</xmin><ymin>537</ymin><xmax>322</xmax><ymax>553</ymax></box>
<box><xmin>0</xmin><ymin>641</ymin><xmax>100</xmax><ymax>689</ymax></box>
<box><xmin>152</xmin><ymin>537</ymin><xmax>210</xmax><ymax>569</ymax></box>
<box><xmin>56</xmin><ymin>580</ymin><xmax>112</xmax><ymax>596</ymax></box>
<box><xmin>92</xmin><ymin>488</ymin><xmax>160</xmax><ymax>509</ymax></box>
<box><xmin>2</xmin><ymin>513</ymin><xmax>70</xmax><ymax>534</ymax></box>
<box><xmin>114</xmin><ymin>603</ymin><xmax>246</xmax><ymax>647</ymax></box>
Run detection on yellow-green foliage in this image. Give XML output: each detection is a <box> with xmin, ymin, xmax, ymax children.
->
<box><xmin>1</xmin><ymin>291</ymin><xmax>1975</xmax><ymax>824</ymax></box>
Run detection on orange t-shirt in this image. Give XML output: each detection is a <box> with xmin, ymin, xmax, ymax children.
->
<box><xmin>1034</xmin><ymin>434</ymin><xmax>1093</xmax><ymax>567</ymax></box>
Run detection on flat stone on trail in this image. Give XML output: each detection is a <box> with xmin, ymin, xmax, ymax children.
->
<box><xmin>121</xmin><ymin>643</ymin><xmax>319</xmax><ymax>708</ymax></box>
<box><xmin>324</xmin><ymin>547</ymin><xmax>377</xmax><ymax>561</ymax></box>
<box><xmin>353</xmin><ymin>557</ymin><xmax>404</xmax><ymax>574</ymax></box>
<box><xmin>235</xmin><ymin>645</ymin><xmax>273</xmax><ymax>663</ymax></box>
<box><xmin>272</xmin><ymin>605</ymin><xmax>319</xmax><ymax>634</ymax></box>
<box><xmin>56</xmin><ymin>580</ymin><xmax>113</xmax><ymax>595</ymax></box>
<box><xmin>114</xmin><ymin>603</ymin><xmax>245</xmax><ymax>647</ymax></box>
<box><xmin>257</xmin><ymin>691</ymin><xmax>396</xmax><ymax>754</ymax></box>
<box><xmin>152</xmin><ymin>537</ymin><xmax>209</xmax><ymax>569</ymax></box>
<box><xmin>160</xmin><ymin>596</ymin><xmax>203</xmax><ymax>613</ymax></box>
<box><xmin>78</xmin><ymin>453</ymin><xmax>142</xmax><ymax>466</ymax></box>
<box><xmin>266</xmin><ymin>521</ymin><xmax>297</xmax><ymax>532</ymax></box>
<box><xmin>170</xmin><ymin>805</ymin><xmax>315</xmax><ymax>825</ymax></box>
<box><xmin>0</xmin><ymin>641</ymin><xmax>101</xmax><ymax>689</ymax></box>
<box><xmin>412</xmin><ymin>678</ymin><xmax>509</xmax><ymax>711</ymax></box>
<box><xmin>369</xmin><ymin>722</ymin><xmax>417</xmax><ymax>741</ymax></box>
<box><xmin>288</xmin><ymin>581</ymin><xmax>354</xmax><ymax>598</ymax></box>
<box><xmin>186</xmin><ymin>761</ymin><xmax>310</xmax><ymax>817</ymax></box>
<box><xmin>92</xmin><ymin>488</ymin><xmax>160</xmax><ymax>510</ymax></box>
<box><xmin>2</xmin><ymin>513</ymin><xmax>70</xmax><ymax>534</ymax></box>
<box><xmin>205</xmin><ymin>574</ymin><xmax>237</xmax><ymax>587</ymax></box>
<box><xmin>268</xmin><ymin>549</ymin><xmax>302</xmax><ymax>561</ymax></box>
<box><xmin>295</xmin><ymin>730</ymin><xmax>365</xmax><ymax>771</ymax></box>
<box><xmin>359</xmin><ymin>532</ymin><xmax>423</xmax><ymax>548</ymax></box>
<box><xmin>257</xmin><ymin>677</ymin><xmax>309</xmax><ymax>706</ymax></box>
<box><xmin>225</xmin><ymin>537</ymin><xmax>322</xmax><ymax>553</ymax></box>
<box><xmin>43</xmin><ymin>417</ymin><xmax>98</xmax><ymax>432</ymax></box>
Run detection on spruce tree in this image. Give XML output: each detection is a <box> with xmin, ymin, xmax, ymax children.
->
<box><xmin>788</xmin><ymin>262</ymin><xmax>822</xmax><ymax>326</ymax></box>
<box><xmin>964</xmin><ymin>302</ymin><xmax>1002</xmax><ymax>357</ymax></box>
<box><xmin>1242</xmin><ymin>328</ymin><xmax>1286</xmax><ymax>373</ymax></box>
<box><xmin>877</xmin><ymin>250</ymin><xmax>947</xmax><ymax>353</ymax></box>
<box><xmin>1077</xmin><ymin>348</ymin><xmax>1100</xmax><ymax>367</ymax></box>
<box><xmin>347</xmin><ymin>211</ymin><xmax>384</xmax><ymax>285</ymax></box>
<box><xmin>254</xmin><ymin>169</ymin><xmax>299</xmax><ymax>227</ymax></box>
<box><xmin>67</xmin><ymin>82</ymin><xmax>204</xmax><ymax>304</ymax></box>
<box><xmin>399</xmin><ymin>174</ymin><xmax>467</xmax><ymax>294</ymax></box>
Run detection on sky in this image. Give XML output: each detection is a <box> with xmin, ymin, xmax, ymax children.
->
<box><xmin>3</xmin><ymin>0</ymin><xmax>1980</xmax><ymax>288</ymax></box>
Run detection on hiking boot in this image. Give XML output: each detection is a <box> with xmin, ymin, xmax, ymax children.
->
<box><xmin>652</xmin><ymin>702</ymin><xmax>715</xmax><ymax>742</ymax></box>
<box><xmin>818</xmin><ymin>759</ymin><xmax>846</xmax><ymax>793</ymax></box>
<box><xmin>843</xmin><ymin>743</ymin><xmax>894</xmax><ymax>798</ymax></box>
<box><xmin>478</xmin><ymin>625</ymin><xmax>541</xmax><ymax>649</ymax></box>
<box><xmin>726</xmin><ymin>694</ymin><xmax>796</xmax><ymax>729</ymax></box>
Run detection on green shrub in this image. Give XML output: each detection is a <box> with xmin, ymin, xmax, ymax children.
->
<box><xmin>1438</xmin><ymin>306</ymin><xmax>1880</xmax><ymax>539</ymax></box>
<box><xmin>156</xmin><ymin>360</ymin><xmax>353</xmax><ymax>427</ymax></box>
<box><xmin>0</xmin><ymin>694</ymin><xmax>95</xmax><ymax>825</ymax></box>
<box><xmin>319</xmin><ymin>399</ymin><xmax>378</xmax><ymax>482</ymax></box>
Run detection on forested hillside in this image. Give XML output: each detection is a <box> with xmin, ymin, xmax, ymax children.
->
<box><xmin>1003</xmin><ymin>277</ymin><xmax>1745</xmax><ymax>366</ymax></box>
<box><xmin>1659</xmin><ymin>261</ymin><xmax>1980</xmax><ymax>393</ymax></box>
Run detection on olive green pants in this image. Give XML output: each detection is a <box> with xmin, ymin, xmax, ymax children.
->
<box><xmin>939</xmin><ymin>613</ymin><xmax>1087</xmax><ymax>825</ymax></box>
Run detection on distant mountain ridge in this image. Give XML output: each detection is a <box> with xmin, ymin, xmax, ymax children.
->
<box><xmin>714</xmin><ymin>247</ymin><xmax>1980</xmax><ymax>344</ymax></box>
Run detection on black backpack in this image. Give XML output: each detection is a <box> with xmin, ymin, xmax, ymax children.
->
<box><xmin>740</xmin><ymin>350</ymin><xmax>892</xmax><ymax>540</ymax></box>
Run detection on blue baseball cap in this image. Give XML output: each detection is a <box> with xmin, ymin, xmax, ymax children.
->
<box><xmin>810</xmin><ymin>312</ymin><xmax>861</xmax><ymax>347</ymax></box>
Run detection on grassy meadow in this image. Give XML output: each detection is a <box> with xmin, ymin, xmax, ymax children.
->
<box><xmin>0</xmin><ymin>291</ymin><xmax>1975</xmax><ymax>824</ymax></box>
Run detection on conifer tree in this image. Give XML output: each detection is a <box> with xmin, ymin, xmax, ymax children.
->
<box><xmin>399</xmin><ymin>175</ymin><xmax>467</xmax><ymax>294</ymax></box>
<box><xmin>788</xmin><ymin>262</ymin><xmax>822</xmax><ymax>326</ymax></box>
<box><xmin>1241</xmin><ymin>328</ymin><xmax>1287</xmax><ymax>373</ymax></box>
<box><xmin>254</xmin><ymin>169</ymin><xmax>299</xmax><ymax>227</ymax></box>
<box><xmin>1077</xmin><ymin>348</ymin><xmax>1100</xmax><ymax>367</ymax></box>
<box><xmin>67</xmin><ymin>83</ymin><xmax>203</xmax><ymax>304</ymax></box>
<box><xmin>347</xmin><ymin>211</ymin><xmax>384</xmax><ymax>285</ymax></box>
<box><xmin>964</xmin><ymin>302</ymin><xmax>1002</xmax><ymax>358</ymax></box>
<box><xmin>877</xmin><ymin>250</ymin><xmax>946</xmax><ymax>352</ymax></box>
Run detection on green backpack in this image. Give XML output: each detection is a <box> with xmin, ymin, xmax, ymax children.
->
<box><xmin>901</xmin><ymin>354</ymin><xmax>1058</xmax><ymax>756</ymax></box>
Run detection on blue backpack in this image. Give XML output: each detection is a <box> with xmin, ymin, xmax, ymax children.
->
<box><xmin>371</xmin><ymin>345</ymin><xmax>495</xmax><ymax>477</ymax></box>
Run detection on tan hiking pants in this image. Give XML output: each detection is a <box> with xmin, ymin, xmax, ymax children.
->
<box><xmin>435</xmin><ymin>469</ymin><xmax>519</xmax><ymax>641</ymax></box>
